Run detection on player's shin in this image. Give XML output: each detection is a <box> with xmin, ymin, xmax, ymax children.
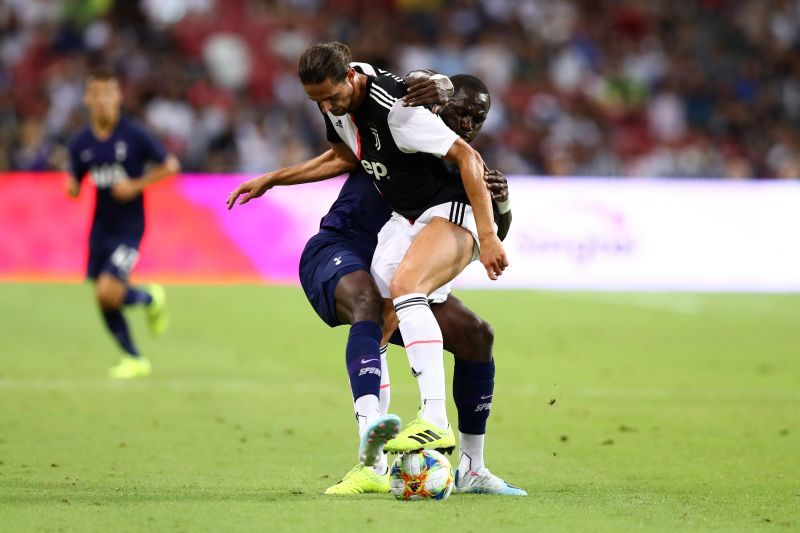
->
<box><xmin>347</xmin><ymin>321</ymin><xmax>383</xmax><ymax>433</ymax></box>
<box><xmin>101</xmin><ymin>309</ymin><xmax>139</xmax><ymax>357</ymax></box>
<box><xmin>453</xmin><ymin>357</ymin><xmax>495</xmax><ymax>474</ymax></box>
<box><xmin>393</xmin><ymin>294</ymin><xmax>448</xmax><ymax>429</ymax></box>
<box><xmin>123</xmin><ymin>286</ymin><xmax>153</xmax><ymax>306</ymax></box>
<box><xmin>378</xmin><ymin>345</ymin><xmax>390</xmax><ymax>416</ymax></box>
<box><xmin>347</xmin><ymin>321</ymin><xmax>400</xmax><ymax>469</ymax></box>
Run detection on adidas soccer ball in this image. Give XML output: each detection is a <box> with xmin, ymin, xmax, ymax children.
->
<box><xmin>390</xmin><ymin>450</ymin><xmax>454</xmax><ymax>501</ymax></box>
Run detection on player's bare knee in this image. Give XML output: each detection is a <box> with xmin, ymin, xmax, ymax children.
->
<box><xmin>350</xmin><ymin>287</ymin><xmax>384</xmax><ymax>324</ymax></box>
<box><xmin>95</xmin><ymin>281</ymin><xmax>123</xmax><ymax>310</ymax></box>
<box><xmin>471</xmin><ymin>319</ymin><xmax>494</xmax><ymax>362</ymax></box>
<box><xmin>388</xmin><ymin>277</ymin><xmax>418</xmax><ymax>300</ymax></box>
<box><xmin>96</xmin><ymin>289</ymin><xmax>122</xmax><ymax>310</ymax></box>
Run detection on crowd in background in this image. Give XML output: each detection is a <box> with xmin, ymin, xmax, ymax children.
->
<box><xmin>2</xmin><ymin>0</ymin><xmax>800</xmax><ymax>178</ymax></box>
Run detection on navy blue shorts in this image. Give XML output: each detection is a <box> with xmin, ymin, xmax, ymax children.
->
<box><xmin>87</xmin><ymin>234</ymin><xmax>142</xmax><ymax>281</ymax></box>
<box><xmin>299</xmin><ymin>229</ymin><xmax>374</xmax><ymax>328</ymax></box>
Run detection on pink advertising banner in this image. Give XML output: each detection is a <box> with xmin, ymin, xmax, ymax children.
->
<box><xmin>2</xmin><ymin>173</ymin><xmax>799</xmax><ymax>291</ymax></box>
<box><xmin>0</xmin><ymin>172</ymin><xmax>342</xmax><ymax>284</ymax></box>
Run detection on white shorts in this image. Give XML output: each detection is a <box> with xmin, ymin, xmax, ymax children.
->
<box><xmin>371</xmin><ymin>201</ymin><xmax>484</xmax><ymax>304</ymax></box>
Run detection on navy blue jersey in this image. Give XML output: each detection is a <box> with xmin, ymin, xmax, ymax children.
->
<box><xmin>299</xmin><ymin>170</ymin><xmax>390</xmax><ymax>327</ymax></box>
<box><xmin>318</xmin><ymin>170</ymin><xmax>392</xmax><ymax>257</ymax></box>
<box><xmin>67</xmin><ymin>116</ymin><xmax>166</xmax><ymax>237</ymax></box>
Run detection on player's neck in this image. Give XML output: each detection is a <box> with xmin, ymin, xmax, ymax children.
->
<box><xmin>90</xmin><ymin>114</ymin><xmax>121</xmax><ymax>141</ymax></box>
<box><xmin>350</xmin><ymin>72</ymin><xmax>369</xmax><ymax>111</ymax></box>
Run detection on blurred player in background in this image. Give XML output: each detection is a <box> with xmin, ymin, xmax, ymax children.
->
<box><xmin>66</xmin><ymin>68</ymin><xmax>180</xmax><ymax>379</ymax></box>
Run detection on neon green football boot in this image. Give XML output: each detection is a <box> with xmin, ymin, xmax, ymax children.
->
<box><xmin>145</xmin><ymin>284</ymin><xmax>169</xmax><ymax>336</ymax></box>
<box><xmin>324</xmin><ymin>464</ymin><xmax>390</xmax><ymax>495</ymax></box>
<box><xmin>109</xmin><ymin>356</ymin><xmax>152</xmax><ymax>379</ymax></box>
<box><xmin>384</xmin><ymin>416</ymin><xmax>456</xmax><ymax>454</ymax></box>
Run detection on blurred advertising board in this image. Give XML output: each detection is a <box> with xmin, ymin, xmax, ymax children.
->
<box><xmin>2</xmin><ymin>173</ymin><xmax>798</xmax><ymax>292</ymax></box>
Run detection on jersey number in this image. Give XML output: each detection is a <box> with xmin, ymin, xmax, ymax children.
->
<box><xmin>110</xmin><ymin>245</ymin><xmax>139</xmax><ymax>276</ymax></box>
<box><xmin>361</xmin><ymin>160</ymin><xmax>388</xmax><ymax>180</ymax></box>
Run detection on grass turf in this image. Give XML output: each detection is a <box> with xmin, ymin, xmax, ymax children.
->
<box><xmin>0</xmin><ymin>283</ymin><xmax>798</xmax><ymax>532</ymax></box>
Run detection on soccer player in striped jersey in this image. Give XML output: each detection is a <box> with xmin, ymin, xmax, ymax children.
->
<box><xmin>228</xmin><ymin>66</ymin><xmax>524</xmax><ymax>496</ymax></box>
<box><xmin>286</xmin><ymin>43</ymin><xmax>507</xmax><ymax>460</ymax></box>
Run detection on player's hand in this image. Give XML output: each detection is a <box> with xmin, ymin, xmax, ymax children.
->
<box><xmin>111</xmin><ymin>179</ymin><xmax>143</xmax><ymax>202</ymax></box>
<box><xmin>484</xmin><ymin>169</ymin><xmax>508</xmax><ymax>202</ymax></box>
<box><xmin>226</xmin><ymin>175</ymin><xmax>272</xmax><ymax>210</ymax></box>
<box><xmin>479</xmin><ymin>233</ymin><xmax>508</xmax><ymax>280</ymax></box>
<box><xmin>66</xmin><ymin>177</ymin><xmax>80</xmax><ymax>198</ymax></box>
<box><xmin>403</xmin><ymin>74</ymin><xmax>453</xmax><ymax>107</ymax></box>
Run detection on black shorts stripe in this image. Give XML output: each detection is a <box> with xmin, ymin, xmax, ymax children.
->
<box><xmin>449</xmin><ymin>201</ymin><xmax>466</xmax><ymax>227</ymax></box>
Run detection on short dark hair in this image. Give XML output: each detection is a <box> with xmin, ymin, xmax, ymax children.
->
<box><xmin>451</xmin><ymin>74</ymin><xmax>489</xmax><ymax>96</ymax></box>
<box><xmin>298</xmin><ymin>42</ymin><xmax>352</xmax><ymax>85</ymax></box>
<box><xmin>87</xmin><ymin>66</ymin><xmax>119</xmax><ymax>83</ymax></box>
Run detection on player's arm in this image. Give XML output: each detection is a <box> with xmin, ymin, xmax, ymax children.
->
<box><xmin>485</xmin><ymin>168</ymin><xmax>512</xmax><ymax>241</ymax></box>
<box><xmin>388</xmin><ymin>99</ymin><xmax>508</xmax><ymax>279</ymax></box>
<box><xmin>66</xmin><ymin>141</ymin><xmax>86</xmax><ymax>198</ymax></box>
<box><xmin>226</xmin><ymin>143</ymin><xmax>358</xmax><ymax>209</ymax></box>
<box><xmin>111</xmin><ymin>155</ymin><xmax>180</xmax><ymax>202</ymax></box>
<box><xmin>66</xmin><ymin>175</ymin><xmax>81</xmax><ymax>198</ymax></box>
<box><xmin>403</xmin><ymin>70</ymin><xmax>454</xmax><ymax>107</ymax></box>
<box><xmin>444</xmin><ymin>139</ymin><xmax>508</xmax><ymax>279</ymax></box>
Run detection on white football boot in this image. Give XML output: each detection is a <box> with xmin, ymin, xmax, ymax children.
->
<box><xmin>454</xmin><ymin>466</ymin><xmax>527</xmax><ymax>496</ymax></box>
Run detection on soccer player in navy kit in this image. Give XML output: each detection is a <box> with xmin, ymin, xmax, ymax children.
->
<box><xmin>67</xmin><ymin>69</ymin><xmax>180</xmax><ymax>379</ymax></box>
<box><xmin>229</xmin><ymin>68</ymin><xmax>524</xmax><ymax>495</ymax></box>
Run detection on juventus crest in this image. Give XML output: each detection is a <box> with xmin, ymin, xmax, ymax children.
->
<box><xmin>370</xmin><ymin>126</ymin><xmax>381</xmax><ymax>151</ymax></box>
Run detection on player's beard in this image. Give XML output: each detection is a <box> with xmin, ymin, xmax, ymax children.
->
<box><xmin>92</xmin><ymin>110</ymin><xmax>119</xmax><ymax>131</ymax></box>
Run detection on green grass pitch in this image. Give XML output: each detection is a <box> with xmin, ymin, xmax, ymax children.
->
<box><xmin>0</xmin><ymin>283</ymin><xmax>798</xmax><ymax>532</ymax></box>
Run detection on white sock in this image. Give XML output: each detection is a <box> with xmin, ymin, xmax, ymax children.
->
<box><xmin>354</xmin><ymin>394</ymin><xmax>380</xmax><ymax>439</ymax></box>
<box><xmin>458</xmin><ymin>432</ymin><xmax>485</xmax><ymax>475</ymax></box>
<box><xmin>372</xmin><ymin>453</ymin><xmax>388</xmax><ymax>475</ymax></box>
<box><xmin>378</xmin><ymin>345</ymin><xmax>390</xmax><ymax>416</ymax></box>
<box><xmin>355</xmin><ymin>393</ymin><xmax>389</xmax><ymax>474</ymax></box>
<box><xmin>421</xmin><ymin>399</ymin><xmax>448</xmax><ymax>428</ymax></box>
<box><xmin>393</xmin><ymin>293</ymin><xmax>448</xmax><ymax>428</ymax></box>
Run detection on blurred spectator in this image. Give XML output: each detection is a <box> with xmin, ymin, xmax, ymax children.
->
<box><xmin>8</xmin><ymin>118</ymin><xmax>64</xmax><ymax>170</ymax></box>
<box><xmin>1</xmin><ymin>0</ymin><xmax>799</xmax><ymax>179</ymax></box>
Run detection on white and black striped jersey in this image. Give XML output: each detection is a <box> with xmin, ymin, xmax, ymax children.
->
<box><xmin>321</xmin><ymin>64</ymin><xmax>470</xmax><ymax>219</ymax></box>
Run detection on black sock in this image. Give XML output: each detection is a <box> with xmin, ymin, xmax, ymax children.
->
<box><xmin>346</xmin><ymin>321</ymin><xmax>383</xmax><ymax>401</ymax></box>
<box><xmin>101</xmin><ymin>309</ymin><xmax>140</xmax><ymax>357</ymax></box>
<box><xmin>124</xmin><ymin>286</ymin><xmax>152</xmax><ymax>306</ymax></box>
<box><xmin>453</xmin><ymin>358</ymin><xmax>495</xmax><ymax>434</ymax></box>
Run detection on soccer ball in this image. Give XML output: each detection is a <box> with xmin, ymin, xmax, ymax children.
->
<box><xmin>390</xmin><ymin>450</ymin><xmax>454</xmax><ymax>501</ymax></box>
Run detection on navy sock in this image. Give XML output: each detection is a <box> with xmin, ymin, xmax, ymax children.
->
<box><xmin>124</xmin><ymin>286</ymin><xmax>152</xmax><ymax>306</ymax></box>
<box><xmin>453</xmin><ymin>358</ymin><xmax>495</xmax><ymax>434</ymax></box>
<box><xmin>101</xmin><ymin>309</ymin><xmax>140</xmax><ymax>357</ymax></box>
<box><xmin>346</xmin><ymin>321</ymin><xmax>383</xmax><ymax>401</ymax></box>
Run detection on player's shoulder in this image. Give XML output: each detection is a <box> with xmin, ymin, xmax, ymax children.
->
<box><xmin>365</xmin><ymin>74</ymin><xmax>406</xmax><ymax>114</ymax></box>
<box><xmin>118</xmin><ymin>115</ymin><xmax>155</xmax><ymax>140</ymax></box>
<box><xmin>369</xmin><ymin>71</ymin><xmax>407</xmax><ymax>102</ymax></box>
<box><xmin>66</xmin><ymin>126</ymin><xmax>92</xmax><ymax>152</ymax></box>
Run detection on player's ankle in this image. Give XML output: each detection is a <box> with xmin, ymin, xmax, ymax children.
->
<box><xmin>420</xmin><ymin>398</ymin><xmax>448</xmax><ymax>428</ymax></box>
